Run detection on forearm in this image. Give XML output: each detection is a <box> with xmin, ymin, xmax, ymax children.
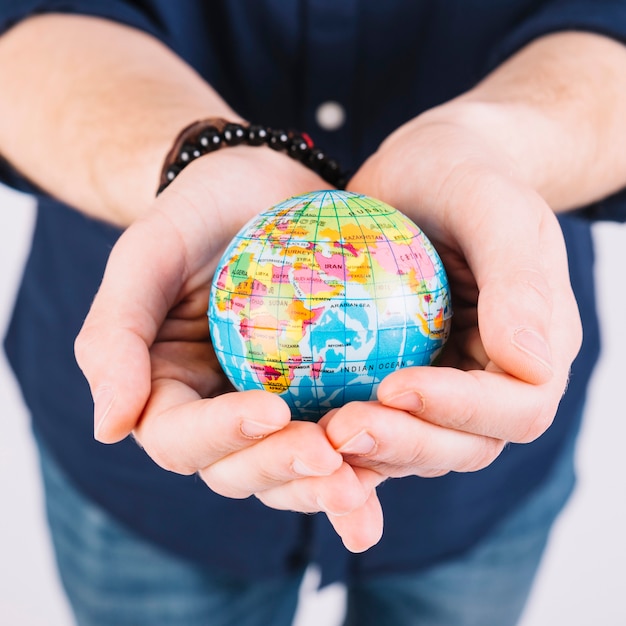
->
<box><xmin>393</xmin><ymin>31</ymin><xmax>626</xmax><ymax>213</ymax></box>
<box><xmin>0</xmin><ymin>13</ymin><xmax>241</xmax><ymax>225</ymax></box>
<box><xmin>453</xmin><ymin>31</ymin><xmax>626</xmax><ymax>211</ymax></box>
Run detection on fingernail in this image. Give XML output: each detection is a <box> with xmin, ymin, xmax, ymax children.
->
<box><xmin>94</xmin><ymin>386</ymin><xmax>115</xmax><ymax>439</ymax></box>
<box><xmin>240</xmin><ymin>420</ymin><xmax>281</xmax><ymax>439</ymax></box>
<box><xmin>291</xmin><ymin>457</ymin><xmax>332</xmax><ymax>477</ymax></box>
<box><xmin>512</xmin><ymin>328</ymin><xmax>553</xmax><ymax>370</ymax></box>
<box><xmin>380</xmin><ymin>390</ymin><xmax>425</xmax><ymax>415</ymax></box>
<box><xmin>337</xmin><ymin>431</ymin><xmax>376</xmax><ymax>456</ymax></box>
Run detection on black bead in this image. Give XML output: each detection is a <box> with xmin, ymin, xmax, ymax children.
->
<box><xmin>321</xmin><ymin>158</ymin><xmax>341</xmax><ymax>183</ymax></box>
<box><xmin>223</xmin><ymin>123</ymin><xmax>247</xmax><ymax>146</ymax></box>
<box><xmin>334</xmin><ymin>172</ymin><xmax>350</xmax><ymax>190</ymax></box>
<box><xmin>305</xmin><ymin>147</ymin><xmax>327</xmax><ymax>171</ymax></box>
<box><xmin>197</xmin><ymin>126</ymin><xmax>222</xmax><ymax>152</ymax></box>
<box><xmin>165</xmin><ymin>163</ymin><xmax>182</xmax><ymax>182</ymax></box>
<box><xmin>178</xmin><ymin>142</ymin><xmax>202</xmax><ymax>163</ymax></box>
<box><xmin>287</xmin><ymin>134</ymin><xmax>311</xmax><ymax>160</ymax></box>
<box><xmin>268</xmin><ymin>129</ymin><xmax>290</xmax><ymax>150</ymax></box>
<box><xmin>247</xmin><ymin>124</ymin><xmax>269</xmax><ymax>146</ymax></box>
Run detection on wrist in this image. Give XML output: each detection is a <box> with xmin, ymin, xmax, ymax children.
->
<box><xmin>154</xmin><ymin>143</ymin><xmax>334</xmax><ymax>255</ymax></box>
<box><xmin>370</xmin><ymin>98</ymin><xmax>585</xmax><ymax>215</ymax></box>
<box><xmin>421</xmin><ymin>99</ymin><xmax>582</xmax><ymax>210</ymax></box>
<box><xmin>157</xmin><ymin>118</ymin><xmax>350</xmax><ymax>195</ymax></box>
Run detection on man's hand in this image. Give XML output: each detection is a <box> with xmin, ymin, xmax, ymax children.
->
<box><xmin>322</xmin><ymin>29</ymin><xmax>626</xmax><ymax>512</ymax></box>
<box><xmin>69</xmin><ymin>27</ymin><xmax>626</xmax><ymax>554</ymax></box>
<box><xmin>322</xmin><ymin>104</ymin><xmax>583</xmax><ymax>482</ymax></box>
<box><xmin>74</xmin><ymin>148</ymin><xmax>384</xmax><ymax>552</ymax></box>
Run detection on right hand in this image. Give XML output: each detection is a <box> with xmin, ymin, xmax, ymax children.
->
<box><xmin>322</xmin><ymin>104</ymin><xmax>582</xmax><ymax>485</ymax></box>
<box><xmin>75</xmin><ymin>147</ymin><xmax>384</xmax><ymax>552</ymax></box>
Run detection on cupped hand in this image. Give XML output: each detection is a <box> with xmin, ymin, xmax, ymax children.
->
<box><xmin>323</xmin><ymin>104</ymin><xmax>583</xmax><ymax>479</ymax></box>
<box><xmin>74</xmin><ymin>147</ymin><xmax>383</xmax><ymax>552</ymax></box>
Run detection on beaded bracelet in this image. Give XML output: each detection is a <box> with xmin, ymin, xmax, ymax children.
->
<box><xmin>157</xmin><ymin>118</ymin><xmax>350</xmax><ymax>195</ymax></box>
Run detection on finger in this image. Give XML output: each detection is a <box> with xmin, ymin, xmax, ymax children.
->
<box><xmin>327</xmin><ymin>486</ymin><xmax>385</xmax><ymax>553</ymax></box>
<box><xmin>257</xmin><ymin>465</ymin><xmax>385</xmax><ymax>552</ymax></box>
<box><xmin>75</xmin><ymin>210</ymin><xmax>204</xmax><ymax>443</ymax></box>
<box><xmin>76</xmin><ymin>154</ymin><xmax>331</xmax><ymax>443</ymax></box>
<box><xmin>199</xmin><ymin>420</ymin><xmax>344</xmax><ymax>498</ymax></box>
<box><xmin>351</xmin><ymin>164</ymin><xmax>582</xmax><ymax>386</ymax></box>
<box><xmin>134</xmin><ymin>386</ymin><xmax>291</xmax><ymax>475</ymax></box>
<box><xmin>449</xmin><ymin>177</ymin><xmax>582</xmax><ymax>385</ymax></box>
<box><xmin>257</xmin><ymin>463</ymin><xmax>384</xmax><ymax>514</ymax></box>
<box><xmin>149</xmin><ymin>339</ymin><xmax>228</xmax><ymax>399</ymax></box>
<box><xmin>377</xmin><ymin>364</ymin><xmax>564</xmax><ymax>444</ymax></box>
<box><xmin>324</xmin><ymin>401</ymin><xmax>506</xmax><ymax>477</ymax></box>
<box><xmin>75</xmin><ymin>323</ymin><xmax>153</xmax><ymax>443</ymax></box>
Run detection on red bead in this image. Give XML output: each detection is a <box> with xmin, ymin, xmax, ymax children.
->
<box><xmin>301</xmin><ymin>132</ymin><xmax>314</xmax><ymax>149</ymax></box>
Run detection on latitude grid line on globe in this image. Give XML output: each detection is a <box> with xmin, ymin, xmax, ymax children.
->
<box><xmin>208</xmin><ymin>190</ymin><xmax>452</xmax><ymax>420</ymax></box>
<box><xmin>213</xmin><ymin>197</ymin><xmax>436</xmax><ymax>373</ymax></box>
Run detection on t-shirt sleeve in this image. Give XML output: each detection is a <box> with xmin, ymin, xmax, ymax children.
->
<box><xmin>485</xmin><ymin>0</ymin><xmax>626</xmax><ymax>221</ymax></box>
<box><xmin>0</xmin><ymin>0</ymin><xmax>164</xmax><ymax>39</ymax></box>
<box><xmin>487</xmin><ymin>0</ymin><xmax>626</xmax><ymax>68</ymax></box>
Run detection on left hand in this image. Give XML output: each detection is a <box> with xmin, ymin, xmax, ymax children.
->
<box><xmin>75</xmin><ymin>147</ymin><xmax>386</xmax><ymax>552</ymax></box>
<box><xmin>321</xmin><ymin>105</ymin><xmax>582</xmax><ymax>482</ymax></box>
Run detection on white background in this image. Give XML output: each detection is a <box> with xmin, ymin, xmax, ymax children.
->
<box><xmin>1</xmin><ymin>183</ymin><xmax>625</xmax><ymax>625</ymax></box>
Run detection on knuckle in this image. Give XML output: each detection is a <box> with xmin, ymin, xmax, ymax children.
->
<box><xmin>255</xmin><ymin>463</ymin><xmax>283</xmax><ymax>486</ymax></box>
<box><xmin>458</xmin><ymin>437</ymin><xmax>505</xmax><ymax>472</ymax></box>
<box><xmin>514</xmin><ymin>268</ymin><xmax>553</xmax><ymax>310</ymax></box>
<box><xmin>401</xmin><ymin>437</ymin><xmax>438</xmax><ymax>476</ymax></box>
<box><xmin>406</xmin><ymin>438</ymin><xmax>428</xmax><ymax>468</ymax></box>
<box><xmin>417</xmin><ymin>468</ymin><xmax>450</xmax><ymax>478</ymax></box>
<box><xmin>253</xmin><ymin>491</ymin><xmax>278</xmax><ymax>510</ymax></box>
<box><xmin>447</xmin><ymin>404</ymin><xmax>478</xmax><ymax>431</ymax></box>
<box><xmin>329</xmin><ymin>401</ymin><xmax>369</xmax><ymax>430</ymax></box>
<box><xmin>318</xmin><ymin>473</ymin><xmax>368</xmax><ymax>515</ymax></box>
<box><xmin>152</xmin><ymin>450</ymin><xmax>191</xmax><ymax>475</ymax></box>
<box><xmin>198</xmin><ymin>466</ymin><xmax>252</xmax><ymax>499</ymax></box>
<box><xmin>445</xmin><ymin>374</ymin><xmax>483</xmax><ymax>431</ymax></box>
<box><xmin>566</xmin><ymin>309</ymin><xmax>584</xmax><ymax>358</ymax></box>
<box><xmin>515</xmin><ymin>403</ymin><xmax>557</xmax><ymax>444</ymax></box>
<box><xmin>73</xmin><ymin>325</ymin><xmax>97</xmax><ymax>368</ymax></box>
<box><xmin>327</xmin><ymin>486</ymin><xmax>367</xmax><ymax>515</ymax></box>
<box><xmin>138</xmin><ymin>433</ymin><xmax>195</xmax><ymax>476</ymax></box>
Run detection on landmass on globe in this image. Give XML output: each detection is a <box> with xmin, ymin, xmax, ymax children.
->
<box><xmin>208</xmin><ymin>190</ymin><xmax>452</xmax><ymax>421</ymax></box>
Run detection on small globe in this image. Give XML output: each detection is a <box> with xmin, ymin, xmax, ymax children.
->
<box><xmin>208</xmin><ymin>190</ymin><xmax>452</xmax><ymax>421</ymax></box>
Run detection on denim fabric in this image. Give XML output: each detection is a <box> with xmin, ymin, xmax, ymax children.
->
<box><xmin>343</xmin><ymin>431</ymin><xmax>577</xmax><ymax>626</ymax></box>
<box><xmin>38</xmin><ymin>423</ymin><xmax>576</xmax><ymax>626</ymax></box>
<box><xmin>39</xmin><ymin>436</ymin><xmax>304</xmax><ymax>626</ymax></box>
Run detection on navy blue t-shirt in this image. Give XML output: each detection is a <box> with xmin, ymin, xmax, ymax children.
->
<box><xmin>2</xmin><ymin>0</ymin><xmax>625</xmax><ymax>584</ymax></box>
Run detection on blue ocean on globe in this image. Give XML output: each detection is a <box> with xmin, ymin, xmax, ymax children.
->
<box><xmin>209</xmin><ymin>190</ymin><xmax>452</xmax><ymax>420</ymax></box>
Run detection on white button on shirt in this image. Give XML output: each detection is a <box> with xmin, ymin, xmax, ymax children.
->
<box><xmin>315</xmin><ymin>101</ymin><xmax>346</xmax><ymax>131</ymax></box>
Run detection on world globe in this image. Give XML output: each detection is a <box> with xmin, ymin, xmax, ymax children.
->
<box><xmin>208</xmin><ymin>190</ymin><xmax>452</xmax><ymax>421</ymax></box>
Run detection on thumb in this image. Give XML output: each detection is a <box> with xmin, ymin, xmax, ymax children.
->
<box><xmin>75</xmin><ymin>325</ymin><xmax>152</xmax><ymax>443</ymax></box>
<box><xmin>75</xmin><ymin>212</ymin><xmax>187</xmax><ymax>443</ymax></box>
<box><xmin>478</xmin><ymin>267</ymin><xmax>554</xmax><ymax>384</ymax></box>
<box><xmin>351</xmin><ymin>154</ymin><xmax>578</xmax><ymax>385</ymax></box>
<box><xmin>459</xmin><ymin>182</ymin><xmax>580</xmax><ymax>386</ymax></box>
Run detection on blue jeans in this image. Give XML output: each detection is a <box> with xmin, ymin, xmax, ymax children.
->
<box><xmin>38</xmin><ymin>433</ymin><xmax>576</xmax><ymax>626</ymax></box>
